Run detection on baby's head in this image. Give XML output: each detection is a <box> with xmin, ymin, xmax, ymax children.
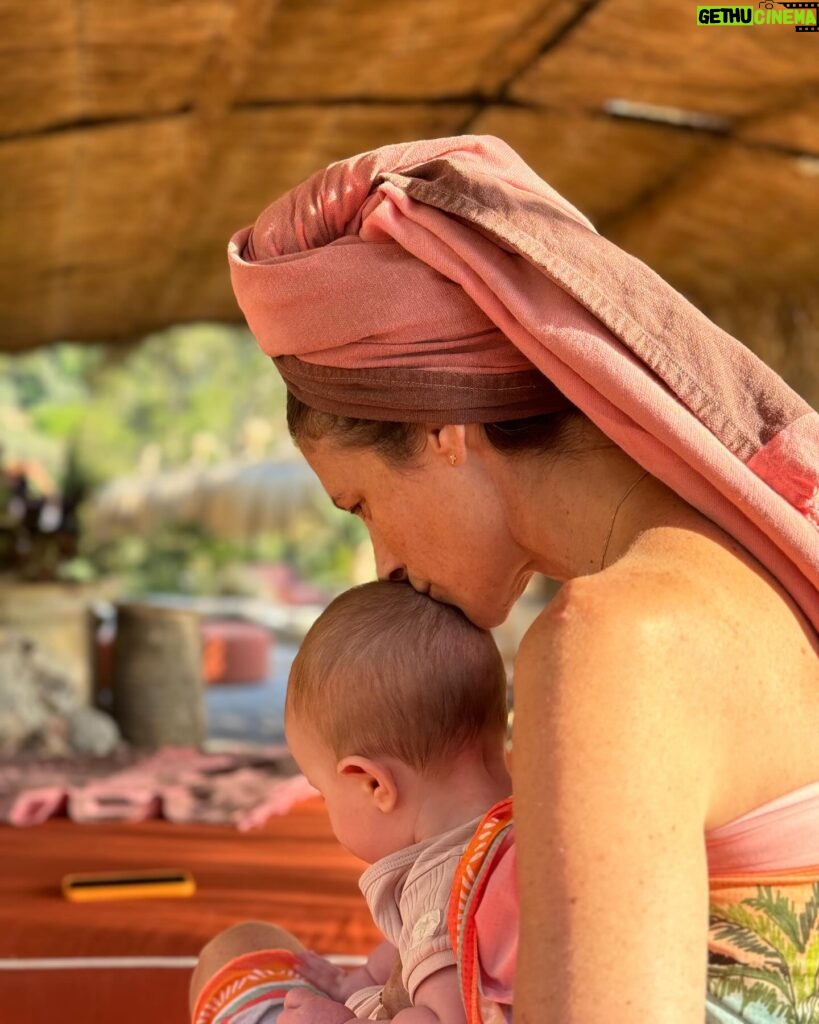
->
<box><xmin>285</xmin><ymin>581</ymin><xmax>509</xmax><ymax>862</ymax></box>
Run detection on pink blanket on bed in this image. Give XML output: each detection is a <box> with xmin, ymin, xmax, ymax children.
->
<box><xmin>0</xmin><ymin>747</ymin><xmax>318</xmax><ymax>830</ymax></box>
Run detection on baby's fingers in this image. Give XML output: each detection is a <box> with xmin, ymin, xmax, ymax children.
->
<box><xmin>281</xmin><ymin>989</ymin><xmax>353</xmax><ymax>1024</ymax></box>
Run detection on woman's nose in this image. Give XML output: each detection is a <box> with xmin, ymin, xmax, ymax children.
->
<box><xmin>371</xmin><ymin>534</ymin><xmax>406</xmax><ymax>582</ymax></box>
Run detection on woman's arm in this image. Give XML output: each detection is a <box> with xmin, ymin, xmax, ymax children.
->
<box><xmin>513</xmin><ymin>576</ymin><xmax>717</xmax><ymax>1024</ymax></box>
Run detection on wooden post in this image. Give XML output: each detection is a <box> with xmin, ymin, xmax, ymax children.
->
<box><xmin>112</xmin><ymin>603</ymin><xmax>205</xmax><ymax>748</ymax></box>
<box><xmin>0</xmin><ymin>580</ymin><xmax>99</xmax><ymax>705</ymax></box>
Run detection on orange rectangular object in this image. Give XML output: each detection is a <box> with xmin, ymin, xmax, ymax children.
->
<box><xmin>61</xmin><ymin>868</ymin><xmax>196</xmax><ymax>903</ymax></box>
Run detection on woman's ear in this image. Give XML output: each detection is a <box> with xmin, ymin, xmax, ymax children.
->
<box><xmin>428</xmin><ymin>424</ymin><xmax>468</xmax><ymax>466</ymax></box>
<box><xmin>337</xmin><ymin>756</ymin><xmax>398</xmax><ymax>813</ymax></box>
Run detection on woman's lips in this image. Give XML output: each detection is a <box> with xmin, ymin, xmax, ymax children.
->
<box><xmin>408</xmin><ymin>577</ymin><xmax>431</xmax><ymax>596</ymax></box>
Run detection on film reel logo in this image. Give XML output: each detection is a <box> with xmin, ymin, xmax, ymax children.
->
<box><xmin>760</xmin><ymin>1</ymin><xmax>819</xmax><ymax>29</ymax></box>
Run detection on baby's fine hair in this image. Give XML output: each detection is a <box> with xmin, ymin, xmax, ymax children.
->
<box><xmin>286</xmin><ymin>581</ymin><xmax>508</xmax><ymax>772</ymax></box>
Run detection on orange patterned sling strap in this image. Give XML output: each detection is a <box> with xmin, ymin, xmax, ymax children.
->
<box><xmin>447</xmin><ymin>797</ymin><xmax>514</xmax><ymax>1024</ymax></box>
<box><xmin>192</xmin><ymin>948</ymin><xmax>314</xmax><ymax>1024</ymax></box>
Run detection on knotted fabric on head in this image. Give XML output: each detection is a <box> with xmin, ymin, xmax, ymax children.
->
<box><xmin>228</xmin><ymin>135</ymin><xmax>818</xmax><ymax>631</ymax></box>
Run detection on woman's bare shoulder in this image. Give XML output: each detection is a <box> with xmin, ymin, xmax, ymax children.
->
<box><xmin>520</xmin><ymin>524</ymin><xmax>814</xmax><ymax>677</ymax></box>
<box><xmin>514</xmin><ymin>543</ymin><xmax>819</xmax><ymax>824</ymax></box>
<box><xmin>518</xmin><ymin>562</ymin><xmax>710</xmax><ymax>673</ymax></box>
<box><xmin>520</xmin><ymin>573</ymin><xmax>702</xmax><ymax>715</ymax></box>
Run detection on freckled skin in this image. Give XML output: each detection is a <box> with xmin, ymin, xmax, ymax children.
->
<box><xmin>300</xmin><ymin>421</ymin><xmax>818</xmax><ymax>1024</ymax></box>
<box><xmin>302</xmin><ymin>428</ymin><xmax>537</xmax><ymax>629</ymax></box>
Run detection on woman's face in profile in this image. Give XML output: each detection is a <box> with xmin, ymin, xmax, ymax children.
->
<box><xmin>301</xmin><ymin>435</ymin><xmax>536</xmax><ymax>629</ymax></box>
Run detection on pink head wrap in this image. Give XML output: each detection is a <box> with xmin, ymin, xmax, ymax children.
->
<box><xmin>228</xmin><ymin>135</ymin><xmax>818</xmax><ymax>630</ymax></box>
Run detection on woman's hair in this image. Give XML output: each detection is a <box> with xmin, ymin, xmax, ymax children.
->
<box><xmin>286</xmin><ymin>581</ymin><xmax>508</xmax><ymax>772</ymax></box>
<box><xmin>286</xmin><ymin>391</ymin><xmax>585</xmax><ymax>464</ymax></box>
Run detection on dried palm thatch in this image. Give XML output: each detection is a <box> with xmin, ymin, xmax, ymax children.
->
<box><xmin>86</xmin><ymin>458</ymin><xmax>322</xmax><ymax>542</ymax></box>
<box><xmin>1</xmin><ymin>0</ymin><xmax>817</xmax><ymax>404</ymax></box>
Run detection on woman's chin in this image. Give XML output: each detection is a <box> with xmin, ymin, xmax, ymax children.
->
<box><xmin>429</xmin><ymin>587</ymin><xmax>514</xmax><ymax>630</ymax></box>
<box><xmin>463</xmin><ymin>601</ymin><xmax>511</xmax><ymax>630</ymax></box>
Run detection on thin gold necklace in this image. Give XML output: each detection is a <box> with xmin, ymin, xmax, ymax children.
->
<box><xmin>599</xmin><ymin>470</ymin><xmax>649</xmax><ymax>571</ymax></box>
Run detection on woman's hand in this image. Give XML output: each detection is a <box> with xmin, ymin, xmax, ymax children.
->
<box><xmin>280</xmin><ymin>988</ymin><xmax>356</xmax><ymax>1024</ymax></box>
<box><xmin>295</xmin><ymin>940</ymin><xmax>398</xmax><ymax>1001</ymax></box>
<box><xmin>293</xmin><ymin>949</ymin><xmax>356</xmax><ymax>1001</ymax></box>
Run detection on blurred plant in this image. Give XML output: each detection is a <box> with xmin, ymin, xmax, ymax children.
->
<box><xmin>87</xmin><ymin>522</ymin><xmax>247</xmax><ymax>596</ymax></box>
<box><xmin>0</xmin><ymin>443</ymin><xmax>95</xmax><ymax>582</ymax></box>
<box><xmin>85</xmin><ymin>501</ymin><xmax>367</xmax><ymax>598</ymax></box>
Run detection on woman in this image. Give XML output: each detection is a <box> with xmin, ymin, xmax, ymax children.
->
<box><xmin>225</xmin><ymin>136</ymin><xmax>818</xmax><ymax>1023</ymax></box>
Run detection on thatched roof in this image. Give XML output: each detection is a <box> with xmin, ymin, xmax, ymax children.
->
<box><xmin>87</xmin><ymin>457</ymin><xmax>322</xmax><ymax>542</ymax></box>
<box><xmin>2</xmin><ymin>0</ymin><xmax>818</xmax><ymax>403</ymax></box>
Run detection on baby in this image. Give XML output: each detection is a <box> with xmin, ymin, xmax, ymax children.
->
<box><xmin>191</xmin><ymin>581</ymin><xmax>516</xmax><ymax>1024</ymax></box>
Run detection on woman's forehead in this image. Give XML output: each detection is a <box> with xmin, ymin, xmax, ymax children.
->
<box><xmin>305</xmin><ymin>451</ymin><xmax>375</xmax><ymax>512</ymax></box>
<box><xmin>304</xmin><ymin>438</ymin><xmax>387</xmax><ymax>486</ymax></box>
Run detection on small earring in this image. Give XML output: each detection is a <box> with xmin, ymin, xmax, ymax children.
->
<box><xmin>449</xmin><ymin>453</ymin><xmax>457</xmax><ymax>466</ymax></box>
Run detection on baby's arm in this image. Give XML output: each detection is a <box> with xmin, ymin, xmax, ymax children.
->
<box><xmin>380</xmin><ymin>966</ymin><xmax>466</xmax><ymax>1024</ymax></box>
<box><xmin>295</xmin><ymin>940</ymin><xmax>396</xmax><ymax>1001</ymax></box>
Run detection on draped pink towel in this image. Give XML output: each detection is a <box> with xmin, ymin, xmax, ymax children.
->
<box><xmin>706</xmin><ymin>780</ymin><xmax>819</xmax><ymax>875</ymax></box>
<box><xmin>228</xmin><ymin>135</ymin><xmax>818</xmax><ymax>631</ymax></box>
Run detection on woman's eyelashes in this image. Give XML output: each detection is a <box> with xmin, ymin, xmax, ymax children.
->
<box><xmin>331</xmin><ymin>495</ymin><xmax>366</xmax><ymax>520</ymax></box>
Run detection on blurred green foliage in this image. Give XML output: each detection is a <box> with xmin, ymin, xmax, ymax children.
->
<box><xmin>88</xmin><ymin>502</ymin><xmax>367</xmax><ymax>597</ymax></box>
<box><xmin>1</xmin><ymin>325</ymin><xmax>368</xmax><ymax>593</ymax></box>
<box><xmin>2</xmin><ymin>323</ymin><xmax>289</xmax><ymax>485</ymax></box>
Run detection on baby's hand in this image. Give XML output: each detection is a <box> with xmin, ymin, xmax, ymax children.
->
<box><xmin>279</xmin><ymin>988</ymin><xmax>355</xmax><ymax>1024</ymax></box>
<box><xmin>294</xmin><ymin>949</ymin><xmax>354</xmax><ymax>1001</ymax></box>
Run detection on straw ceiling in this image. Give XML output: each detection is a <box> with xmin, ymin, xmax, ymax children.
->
<box><xmin>2</xmin><ymin>0</ymin><xmax>818</xmax><ymax>403</ymax></box>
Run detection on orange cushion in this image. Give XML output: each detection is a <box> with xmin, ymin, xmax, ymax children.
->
<box><xmin>201</xmin><ymin>620</ymin><xmax>271</xmax><ymax>685</ymax></box>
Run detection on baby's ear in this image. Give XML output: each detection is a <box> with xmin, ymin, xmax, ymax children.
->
<box><xmin>338</xmin><ymin>756</ymin><xmax>398</xmax><ymax>813</ymax></box>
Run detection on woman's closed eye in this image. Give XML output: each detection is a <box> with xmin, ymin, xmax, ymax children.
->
<box><xmin>330</xmin><ymin>494</ymin><xmax>365</xmax><ymax>519</ymax></box>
